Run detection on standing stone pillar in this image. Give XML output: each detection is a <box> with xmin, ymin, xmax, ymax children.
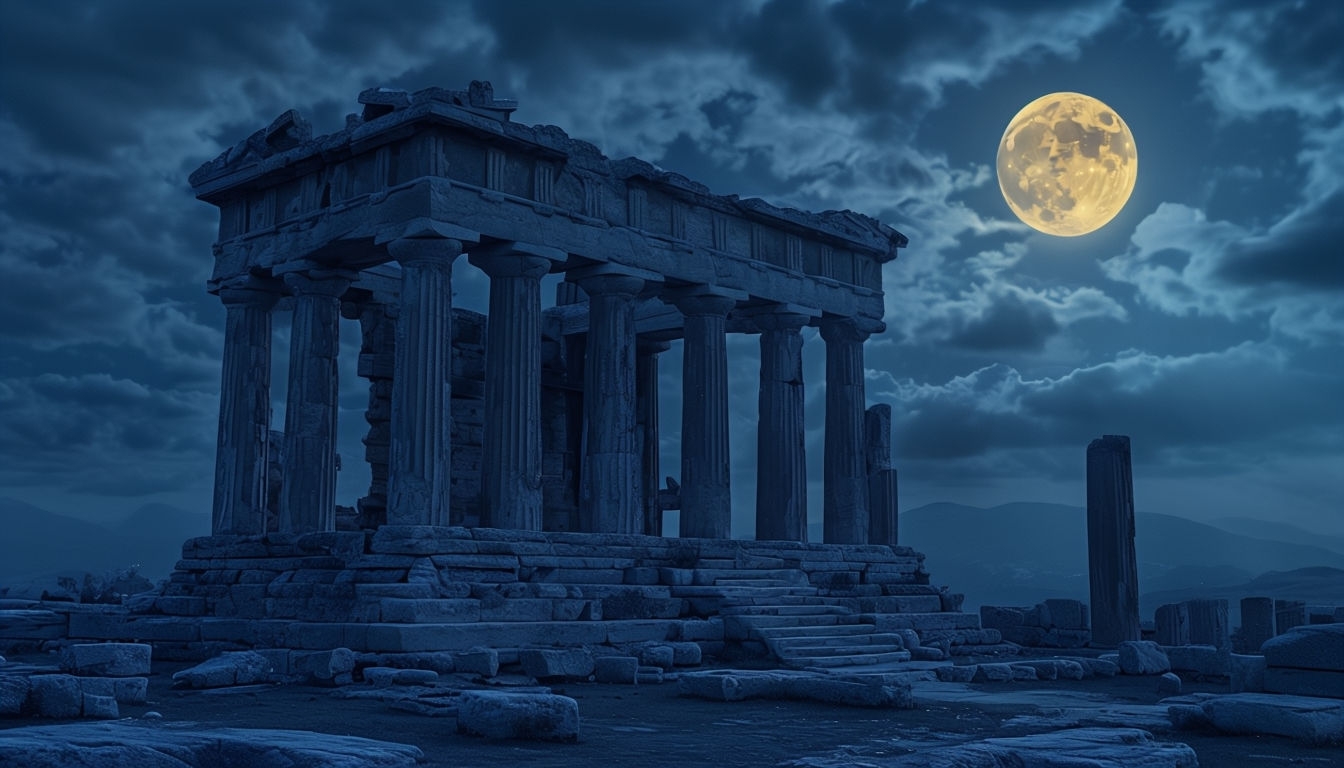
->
<box><xmin>821</xmin><ymin>318</ymin><xmax>871</xmax><ymax>544</ymax></box>
<box><xmin>637</xmin><ymin>338</ymin><xmax>671</xmax><ymax>537</ymax></box>
<box><xmin>865</xmin><ymin>404</ymin><xmax>899</xmax><ymax>547</ymax></box>
<box><xmin>468</xmin><ymin>243</ymin><xmax>561</xmax><ymax>531</ymax></box>
<box><xmin>576</xmin><ymin>270</ymin><xmax>648</xmax><ymax>534</ymax></box>
<box><xmin>1240</xmin><ymin>597</ymin><xmax>1275</xmax><ymax>653</ymax></box>
<box><xmin>387</xmin><ymin>237</ymin><xmax>463</xmax><ymax>526</ymax></box>
<box><xmin>1087</xmin><ymin>434</ymin><xmax>1140</xmax><ymax>647</ymax></box>
<box><xmin>673</xmin><ymin>290</ymin><xmax>739</xmax><ymax>540</ymax></box>
<box><xmin>754</xmin><ymin>310</ymin><xmax>809</xmax><ymax>542</ymax></box>
<box><xmin>278</xmin><ymin>270</ymin><xmax>353</xmax><ymax>534</ymax></box>
<box><xmin>1187</xmin><ymin>598</ymin><xmax>1230</xmax><ymax>649</ymax></box>
<box><xmin>213</xmin><ymin>282</ymin><xmax>278</xmax><ymax>536</ymax></box>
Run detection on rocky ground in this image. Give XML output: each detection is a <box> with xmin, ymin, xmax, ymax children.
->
<box><xmin>1</xmin><ymin>652</ymin><xmax>1339</xmax><ymax>767</ymax></box>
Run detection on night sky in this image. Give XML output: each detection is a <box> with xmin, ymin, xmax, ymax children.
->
<box><xmin>2</xmin><ymin>1</ymin><xmax>1341</xmax><ymax>540</ymax></box>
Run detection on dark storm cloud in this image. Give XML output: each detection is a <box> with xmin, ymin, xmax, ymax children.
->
<box><xmin>0</xmin><ymin>0</ymin><xmax>469</xmax><ymax>159</ymax></box>
<box><xmin>1215</xmin><ymin>191</ymin><xmax>1344</xmax><ymax>289</ymax></box>
<box><xmin>873</xmin><ymin>343</ymin><xmax>1342</xmax><ymax>468</ymax></box>
<box><xmin>0</xmin><ymin>373</ymin><xmax>217</xmax><ymax>495</ymax></box>
<box><xmin>946</xmin><ymin>293</ymin><xmax>1060</xmax><ymax>352</ymax></box>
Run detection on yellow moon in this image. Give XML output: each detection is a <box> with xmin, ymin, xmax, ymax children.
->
<box><xmin>996</xmin><ymin>92</ymin><xmax>1137</xmax><ymax>237</ymax></box>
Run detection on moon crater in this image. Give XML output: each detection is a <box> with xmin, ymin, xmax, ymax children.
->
<box><xmin>997</xmin><ymin>92</ymin><xmax>1137</xmax><ymax>237</ymax></box>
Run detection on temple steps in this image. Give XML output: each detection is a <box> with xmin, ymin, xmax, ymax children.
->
<box><xmin>718</xmin><ymin>604</ymin><xmax>851</xmax><ymax>617</ymax></box>
<box><xmin>786</xmin><ymin>651</ymin><xmax>912</xmax><ymax>669</ymax></box>
<box><xmin>770</xmin><ymin>632</ymin><xmax>907</xmax><ymax>650</ymax></box>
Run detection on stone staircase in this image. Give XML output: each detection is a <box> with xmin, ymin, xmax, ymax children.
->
<box><xmin>683</xmin><ymin>572</ymin><xmax>911</xmax><ymax>669</ymax></box>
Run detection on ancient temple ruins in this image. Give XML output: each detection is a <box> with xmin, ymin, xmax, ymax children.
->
<box><xmin>193</xmin><ymin>81</ymin><xmax>906</xmax><ymax>546</ymax></box>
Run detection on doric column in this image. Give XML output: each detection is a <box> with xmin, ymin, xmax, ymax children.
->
<box><xmin>637</xmin><ymin>338</ymin><xmax>671</xmax><ymax>536</ymax></box>
<box><xmin>278</xmin><ymin>269</ymin><xmax>353</xmax><ymax>534</ymax></box>
<box><xmin>821</xmin><ymin>318</ymin><xmax>871</xmax><ymax>544</ymax></box>
<box><xmin>386</xmin><ymin>237</ymin><xmax>462</xmax><ymax>526</ymax></box>
<box><xmin>1086</xmin><ymin>434</ymin><xmax>1140</xmax><ymax>647</ymax></box>
<box><xmin>212</xmin><ymin>282</ymin><xmax>278</xmax><ymax>536</ymax></box>
<box><xmin>673</xmin><ymin>289</ymin><xmax>739</xmax><ymax>539</ymax></box>
<box><xmin>468</xmin><ymin>242</ymin><xmax>562</xmax><ymax>531</ymax></box>
<box><xmin>754</xmin><ymin>310</ymin><xmax>811</xmax><ymax>542</ymax></box>
<box><xmin>575</xmin><ymin>268</ymin><xmax>650</xmax><ymax>534</ymax></box>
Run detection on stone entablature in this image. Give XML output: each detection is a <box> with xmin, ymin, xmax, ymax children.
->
<box><xmin>190</xmin><ymin>82</ymin><xmax>904</xmax><ymax>325</ymax></box>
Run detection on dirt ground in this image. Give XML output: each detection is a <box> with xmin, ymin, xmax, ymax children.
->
<box><xmin>2</xmin><ymin>655</ymin><xmax>1340</xmax><ymax>767</ymax></box>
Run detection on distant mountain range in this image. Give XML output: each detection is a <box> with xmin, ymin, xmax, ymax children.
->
<box><xmin>0</xmin><ymin>497</ymin><xmax>208</xmax><ymax>586</ymax></box>
<box><xmin>896</xmin><ymin>501</ymin><xmax>1344</xmax><ymax>620</ymax></box>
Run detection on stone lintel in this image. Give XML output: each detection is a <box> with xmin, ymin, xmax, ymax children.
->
<box><xmin>468</xmin><ymin>239</ymin><xmax>567</xmax><ymax>264</ymax></box>
<box><xmin>377</xmin><ymin>218</ymin><xmax>480</xmax><ymax>246</ymax></box>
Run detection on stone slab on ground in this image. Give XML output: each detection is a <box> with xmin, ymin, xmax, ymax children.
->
<box><xmin>1263</xmin><ymin>667</ymin><xmax>1344</xmax><ymax>699</ymax></box>
<box><xmin>518</xmin><ymin>648</ymin><xmax>594</xmax><ymax>680</ymax></box>
<box><xmin>1118</xmin><ymin>641</ymin><xmax>1170</xmax><ymax>675</ymax></box>
<box><xmin>1</xmin><ymin>675</ymin><xmax>31</xmax><ymax>715</ymax></box>
<box><xmin>28</xmin><ymin>674</ymin><xmax>82</xmax><ymax>718</ymax></box>
<box><xmin>171</xmin><ymin>651</ymin><xmax>272</xmax><ymax>689</ymax></box>
<box><xmin>1176</xmin><ymin>692</ymin><xmax>1344</xmax><ymax>745</ymax></box>
<box><xmin>801</xmin><ymin>727</ymin><xmax>1197</xmax><ymax>767</ymax></box>
<box><xmin>456</xmin><ymin>690</ymin><xmax>580</xmax><ymax>742</ymax></box>
<box><xmin>1262</xmin><ymin>624</ymin><xmax>1344</xmax><ymax>672</ymax></box>
<box><xmin>0</xmin><ymin>721</ymin><xmax>423</xmax><ymax>766</ymax></box>
<box><xmin>80</xmin><ymin>693</ymin><xmax>119</xmax><ymax>719</ymax></box>
<box><xmin>61</xmin><ymin>643</ymin><xmax>152</xmax><ymax>677</ymax></box>
<box><xmin>679</xmin><ymin>669</ymin><xmax>913</xmax><ymax>708</ymax></box>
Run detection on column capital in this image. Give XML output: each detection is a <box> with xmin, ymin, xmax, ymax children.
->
<box><xmin>743</xmin><ymin>303</ymin><xmax>816</xmax><ymax>333</ymax></box>
<box><xmin>819</xmin><ymin>316</ymin><xmax>876</xmax><ymax>343</ymax></box>
<box><xmin>282</xmin><ymin>269</ymin><xmax>357</xmax><ymax>298</ymax></box>
<box><xmin>574</xmin><ymin>272</ymin><xmax>646</xmax><ymax>298</ymax></box>
<box><xmin>636</xmin><ymin>337</ymin><xmax>672</xmax><ymax>356</ymax></box>
<box><xmin>665</xmin><ymin>286</ymin><xmax>746</xmax><ymax>318</ymax></box>
<box><xmin>468</xmin><ymin>249</ymin><xmax>556</xmax><ymax>280</ymax></box>
<box><xmin>218</xmin><ymin>283</ymin><xmax>280</xmax><ymax>309</ymax></box>
<box><xmin>388</xmin><ymin>236</ymin><xmax>465</xmax><ymax>267</ymax></box>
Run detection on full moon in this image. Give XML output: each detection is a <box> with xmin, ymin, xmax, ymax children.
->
<box><xmin>996</xmin><ymin>92</ymin><xmax>1137</xmax><ymax>237</ymax></box>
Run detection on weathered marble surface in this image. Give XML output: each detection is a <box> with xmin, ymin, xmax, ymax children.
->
<box><xmin>1086</xmin><ymin>434</ymin><xmax>1140</xmax><ymax>647</ymax></box>
<box><xmin>0</xmin><ymin>721</ymin><xmax>423</xmax><ymax>767</ymax></box>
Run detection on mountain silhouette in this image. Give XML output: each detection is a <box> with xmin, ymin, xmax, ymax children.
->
<box><xmin>0</xmin><ymin>497</ymin><xmax>208</xmax><ymax>586</ymax></box>
<box><xmin>898</xmin><ymin>501</ymin><xmax>1344</xmax><ymax>617</ymax></box>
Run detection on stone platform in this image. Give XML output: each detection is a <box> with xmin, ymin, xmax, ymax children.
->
<box><xmin>1</xmin><ymin>528</ymin><xmax>1006</xmax><ymax>664</ymax></box>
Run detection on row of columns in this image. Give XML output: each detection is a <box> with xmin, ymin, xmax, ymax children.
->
<box><xmin>212</xmin><ymin>235</ymin><xmax>879</xmax><ymax>544</ymax></box>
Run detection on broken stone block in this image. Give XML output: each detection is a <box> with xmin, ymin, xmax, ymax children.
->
<box><xmin>81</xmin><ymin>693</ymin><xmax>119</xmax><ymax>719</ymax></box>
<box><xmin>172</xmin><ymin>651</ymin><xmax>271</xmax><ymax>688</ymax></box>
<box><xmin>364</xmin><ymin>667</ymin><xmax>438</xmax><ymax>687</ymax></box>
<box><xmin>1263</xmin><ymin>667</ymin><xmax>1344</xmax><ymax>699</ymax></box>
<box><xmin>454</xmin><ymin>649</ymin><xmax>498</xmax><ymax>678</ymax></box>
<box><xmin>1262</xmin><ymin>624</ymin><xmax>1344</xmax><ymax>672</ymax></box>
<box><xmin>1076</xmin><ymin>657</ymin><xmax>1119</xmax><ymax>678</ymax></box>
<box><xmin>1229</xmin><ymin>653</ymin><xmax>1267</xmax><ymax>693</ymax></box>
<box><xmin>971</xmin><ymin>663</ymin><xmax>1014</xmax><ymax>682</ymax></box>
<box><xmin>293</xmin><ymin>648</ymin><xmax>356</xmax><ymax>683</ymax></box>
<box><xmin>519</xmin><ymin>649</ymin><xmax>594</xmax><ymax>680</ymax></box>
<box><xmin>637</xmin><ymin>644</ymin><xmax>675</xmax><ymax>671</ymax></box>
<box><xmin>1118</xmin><ymin>641</ymin><xmax>1170</xmax><ymax>675</ymax></box>
<box><xmin>29</xmin><ymin>675</ymin><xmax>82</xmax><ymax>718</ymax></box>
<box><xmin>76</xmin><ymin>677</ymin><xmax>148</xmax><ymax>705</ymax></box>
<box><xmin>0</xmin><ymin>675</ymin><xmax>31</xmax><ymax>715</ymax></box>
<box><xmin>593</xmin><ymin>656</ymin><xmax>637</xmax><ymax>684</ymax></box>
<box><xmin>1199</xmin><ymin>693</ymin><xmax>1344</xmax><ymax>745</ymax></box>
<box><xmin>1158</xmin><ymin>672</ymin><xmax>1182</xmax><ymax>695</ymax></box>
<box><xmin>636</xmin><ymin>665</ymin><xmax>664</xmax><ymax>685</ymax></box>
<box><xmin>669</xmin><ymin>641</ymin><xmax>702</xmax><ymax>667</ymax></box>
<box><xmin>1165</xmin><ymin>644</ymin><xmax>1229</xmax><ymax>678</ymax></box>
<box><xmin>934</xmin><ymin>665</ymin><xmax>976</xmax><ymax>683</ymax></box>
<box><xmin>456</xmin><ymin>691</ymin><xmax>580</xmax><ymax>742</ymax></box>
<box><xmin>61</xmin><ymin>643</ymin><xmax>152</xmax><ymax>677</ymax></box>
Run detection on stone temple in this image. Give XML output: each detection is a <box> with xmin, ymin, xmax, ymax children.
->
<box><xmin>51</xmin><ymin>83</ymin><xmax>1010</xmax><ymax>665</ymax></box>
